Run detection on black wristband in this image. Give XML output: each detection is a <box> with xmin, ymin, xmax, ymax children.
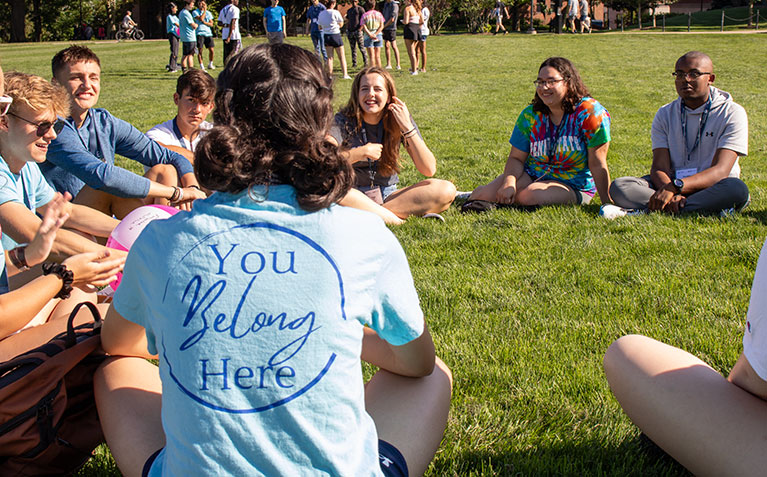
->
<box><xmin>41</xmin><ymin>262</ymin><xmax>75</xmax><ymax>299</ymax></box>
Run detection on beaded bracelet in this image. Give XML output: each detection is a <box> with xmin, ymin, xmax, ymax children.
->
<box><xmin>41</xmin><ymin>262</ymin><xmax>74</xmax><ymax>299</ymax></box>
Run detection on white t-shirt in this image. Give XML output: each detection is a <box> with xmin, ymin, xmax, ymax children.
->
<box><xmin>219</xmin><ymin>4</ymin><xmax>242</xmax><ymax>40</ymax></box>
<box><xmin>743</xmin><ymin>238</ymin><xmax>767</xmax><ymax>381</ymax></box>
<box><xmin>651</xmin><ymin>86</ymin><xmax>748</xmax><ymax>179</ymax></box>
<box><xmin>318</xmin><ymin>9</ymin><xmax>343</xmax><ymax>34</ymax></box>
<box><xmin>420</xmin><ymin>7</ymin><xmax>430</xmax><ymax>35</ymax></box>
<box><xmin>146</xmin><ymin>118</ymin><xmax>212</xmax><ymax>152</ymax></box>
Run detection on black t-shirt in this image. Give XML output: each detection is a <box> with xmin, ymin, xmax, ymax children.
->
<box><xmin>346</xmin><ymin>5</ymin><xmax>365</xmax><ymax>32</ymax></box>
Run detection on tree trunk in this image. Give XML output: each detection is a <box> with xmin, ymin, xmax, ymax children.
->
<box><xmin>748</xmin><ymin>0</ymin><xmax>754</xmax><ymax>27</ymax></box>
<box><xmin>637</xmin><ymin>0</ymin><xmax>641</xmax><ymax>29</ymax></box>
<box><xmin>652</xmin><ymin>8</ymin><xmax>656</xmax><ymax>27</ymax></box>
<box><xmin>9</xmin><ymin>0</ymin><xmax>27</xmax><ymax>42</ymax></box>
<box><xmin>32</xmin><ymin>0</ymin><xmax>42</xmax><ymax>42</ymax></box>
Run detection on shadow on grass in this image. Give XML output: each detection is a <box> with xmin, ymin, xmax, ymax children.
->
<box><xmin>435</xmin><ymin>433</ymin><xmax>689</xmax><ymax>476</ymax></box>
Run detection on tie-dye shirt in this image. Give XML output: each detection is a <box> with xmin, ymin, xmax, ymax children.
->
<box><xmin>509</xmin><ymin>97</ymin><xmax>611</xmax><ymax>196</ymax></box>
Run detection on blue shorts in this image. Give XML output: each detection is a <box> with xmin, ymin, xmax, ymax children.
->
<box><xmin>357</xmin><ymin>183</ymin><xmax>398</xmax><ymax>202</ymax></box>
<box><xmin>143</xmin><ymin>439</ymin><xmax>408</xmax><ymax>476</ymax></box>
<box><xmin>364</xmin><ymin>34</ymin><xmax>384</xmax><ymax>48</ymax></box>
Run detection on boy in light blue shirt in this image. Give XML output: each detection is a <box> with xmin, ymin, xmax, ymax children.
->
<box><xmin>193</xmin><ymin>0</ymin><xmax>216</xmax><ymax>70</ymax></box>
<box><xmin>179</xmin><ymin>0</ymin><xmax>198</xmax><ymax>72</ymax></box>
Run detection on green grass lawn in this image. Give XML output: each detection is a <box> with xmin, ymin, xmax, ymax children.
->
<box><xmin>2</xmin><ymin>32</ymin><xmax>766</xmax><ymax>475</ymax></box>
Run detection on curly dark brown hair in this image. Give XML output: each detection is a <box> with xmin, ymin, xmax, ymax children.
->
<box><xmin>531</xmin><ymin>57</ymin><xmax>590</xmax><ymax>115</ymax></box>
<box><xmin>194</xmin><ymin>43</ymin><xmax>353</xmax><ymax>211</ymax></box>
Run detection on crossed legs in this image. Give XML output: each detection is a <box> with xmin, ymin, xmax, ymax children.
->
<box><xmin>340</xmin><ymin>178</ymin><xmax>457</xmax><ymax>224</ymax></box>
<box><xmin>469</xmin><ymin>171</ymin><xmax>578</xmax><ymax>206</ymax></box>
<box><xmin>604</xmin><ymin>335</ymin><xmax>767</xmax><ymax>476</ymax></box>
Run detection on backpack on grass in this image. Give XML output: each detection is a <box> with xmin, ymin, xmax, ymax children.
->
<box><xmin>0</xmin><ymin>301</ymin><xmax>107</xmax><ymax>476</ymax></box>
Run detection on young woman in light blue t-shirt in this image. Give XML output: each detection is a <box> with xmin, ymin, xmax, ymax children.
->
<box><xmin>95</xmin><ymin>43</ymin><xmax>452</xmax><ymax>477</ymax></box>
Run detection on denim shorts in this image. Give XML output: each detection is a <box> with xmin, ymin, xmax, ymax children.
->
<box><xmin>357</xmin><ymin>183</ymin><xmax>398</xmax><ymax>202</ymax></box>
<box><xmin>364</xmin><ymin>33</ymin><xmax>384</xmax><ymax>48</ymax></box>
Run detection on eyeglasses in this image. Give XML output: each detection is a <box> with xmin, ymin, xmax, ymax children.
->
<box><xmin>533</xmin><ymin>78</ymin><xmax>565</xmax><ymax>88</ymax></box>
<box><xmin>672</xmin><ymin>70</ymin><xmax>712</xmax><ymax>81</ymax></box>
<box><xmin>6</xmin><ymin>111</ymin><xmax>57</xmax><ymax>137</ymax></box>
<box><xmin>0</xmin><ymin>96</ymin><xmax>12</xmax><ymax>116</ymax></box>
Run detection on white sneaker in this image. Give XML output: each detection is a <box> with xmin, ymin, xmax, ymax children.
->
<box><xmin>385</xmin><ymin>65</ymin><xmax>392</xmax><ymax>70</ymax></box>
<box><xmin>410</xmin><ymin>70</ymin><xmax>418</xmax><ymax>75</ymax></box>
<box><xmin>600</xmin><ymin>204</ymin><xmax>644</xmax><ymax>220</ymax></box>
<box><xmin>422</xmin><ymin>213</ymin><xmax>445</xmax><ymax>222</ymax></box>
<box><xmin>342</xmin><ymin>75</ymin><xmax>352</xmax><ymax>79</ymax></box>
<box><xmin>454</xmin><ymin>191</ymin><xmax>472</xmax><ymax>201</ymax></box>
<box><xmin>208</xmin><ymin>62</ymin><xmax>215</xmax><ymax>70</ymax></box>
<box><xmin>199</xmin><ymin>64</ymin><xmax>206</xmax><ymax>71</ymax></box>
<box><xmin>396</xmin><ymin>65</ymin><xmax>402</xmax><ymax>70</ymax></box>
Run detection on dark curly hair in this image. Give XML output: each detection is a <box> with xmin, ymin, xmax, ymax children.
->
<box><xmin>531</xmin><ymin>57</ymin><xmax>590</xmax><ymax>115</ymax></box>
<box><xmin>195</xmin><ymin>43</ymin><xmax>353</xmax><ymax>212</ymax></box>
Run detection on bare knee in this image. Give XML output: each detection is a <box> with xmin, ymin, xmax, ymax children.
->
<box><xmin>603</xmin><ymin>334</ymin><xmax>648</xmax><ymax>384</ymax></box>
<box><xmin>433</xmin><ymin>356</ymin><xmax>454</xmax><ymax>390</ymax></box>
<box><xmin>147</xmin><ymin>164</ymin><xmax>178</xmax><ymax>186</ymax></box>
<box><xmin>425</xmin><ymin>179</ymin><xmax>456</xmax><ymax>208</ymax></box>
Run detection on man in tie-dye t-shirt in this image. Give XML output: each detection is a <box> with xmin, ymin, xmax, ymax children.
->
<box><xmin>509</xmin><ymin>96</ymin><xmax>611</xmax><ymax>200</ymax></box>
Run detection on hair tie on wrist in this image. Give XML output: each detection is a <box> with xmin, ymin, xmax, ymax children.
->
<box><xmin>401</xmin><ymin>127</ymin><xmax>416</xmax><ymax>137</ymax></box>
<box><xmin>42</xmin><ymin>262</ymin><xmax>74</xmax><ymax>299</ymax></box>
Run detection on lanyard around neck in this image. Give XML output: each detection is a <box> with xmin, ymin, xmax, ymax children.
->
<box><xmin>172</xmin><ymin>117</ymin><xmax>193</xmax><ymax>151</ymax></box>
<box><xmin>680</xmin><ymin>97</ymin><xmax>711</xmax><ymax>164</ymax></box>
<box><xmin>546</xmin><ymin>113</ymin><xmax>568</xmax><ymax>161</ymax></box>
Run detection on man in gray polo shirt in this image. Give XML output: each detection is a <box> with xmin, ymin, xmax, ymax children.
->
<box><xmin>382</xmin><ymin>0</ymin><xmax>401</xmax><ymax>70</ymax></box>
<box><xmin>608</xmin><ymin>51</ymin><xmax>749</xmax><ymax>216</ymax></box>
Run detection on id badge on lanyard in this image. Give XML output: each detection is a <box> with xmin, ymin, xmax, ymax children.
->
<box><xmin>680</xmin><ymin>98</ymin><xmax>711</xmax><ymax>165</ymax></box>
<box><xmin>361</xmin><ymin>125</ymin><xmax>384</xmax><ymax>205</ymax></box>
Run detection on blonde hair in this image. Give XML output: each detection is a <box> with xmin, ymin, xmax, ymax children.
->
<box><xmin>4</xmin><ymin>72</ymin><xmax>70</xmax><ymax>118</ymax></box>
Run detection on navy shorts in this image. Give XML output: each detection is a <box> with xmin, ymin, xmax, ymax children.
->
<box><xmin>382</xmin><ymin>29</ymin><xmax>396</xmax><ymax>42</ymax></box>
<box><xmin>323</xmin><ymin>33</ymin><xmax>344</xmax><ymax>48</ymax></box>
<box><xmin>143</xmin><ymin>439</ymin><xmax>408</xmax><ymax>476</ymax></box>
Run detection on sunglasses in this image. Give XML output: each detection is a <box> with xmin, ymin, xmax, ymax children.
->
<box><xmin>0</xmin><ymin>96</ymin><xmax>12</xmax><ymax>116</ymax></box>
<box><xmin>6</xmin><ymin>111</ymin><xmax>58</xmax><ymax>137</ymax></box>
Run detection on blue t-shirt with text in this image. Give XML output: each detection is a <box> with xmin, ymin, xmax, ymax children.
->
<box><xmin>113</xmin><ymin>185</ymin><xmax>424</xmax><ymax>476</ymax></box>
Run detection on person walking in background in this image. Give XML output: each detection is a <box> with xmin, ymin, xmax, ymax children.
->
<box><xmin>402</xmin><ymin>0</ymin><xmax>422</xmax><ymax>75</ymax></box>
<box><xmin>346</xmin><ymin>0</ymin><xmax>367</xmax><ymax>68</ymax></box>
<box><xmin>178</xmin><ymin>0</ymin><xmax>198</xmax><ymax>72</ymax></box>
<box><xmin>416</xmin><ymin>1</ymin><xmax>429</xmax><ymax>73</ymax></box>
<box><xmin>166</xmin><ymin>3</ymin><xmax>181</xmax><ymax>72</ymax></box>
<box><xmin>566</xmin><ymin>0</ymin><xmax>578</xmax><ymax>32</ymax></box>
<box><xmin>318</xmin><ymin>0</ymin><xmax>351</xmax><ymax>79</ymax></box>
<box><xmin>193</xmin><ymin>0</ymin><xmax>216</xmax><ymax>69</ymax></box>
<box><xmin>306</xmin><ymin>0</ymin><xmax>328</xmax><ymax>62</ymax></box>
<box><xmin>263</xmin><ymin>0</ymin><xmax>287</xmax><ymax>44</ymax></box>
<box><xmin>382</xmin><ymin>0</ymin><xmax>401</xmax><ymax>70</ymax></box>
<box><xmin>361</xmin><ymin>0</ymin><xmax>384</xmax><ymax>68</ymax></box>
<box><xmin>219</xmin><ymin>0</ymin><xmax>241</xmax><ymax>64</ymax></box>
<box><xmin>493</xmin><ymin>0</ymin><xmax>509</xmax><ymax>34</ymax></box>
<box><xmin>579</xmin><ymin>0</ymin><xmax>591</xmax><ymax>33</ymax></box>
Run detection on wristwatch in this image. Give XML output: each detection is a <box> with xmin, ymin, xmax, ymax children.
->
<box><xmin>672</xmin><ymin>178</ymin><xmax>684</xmax><ymax>193</ymax></box>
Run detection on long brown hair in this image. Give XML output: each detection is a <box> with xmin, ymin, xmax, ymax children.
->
<box><xmin>531</xmin><ymin>57</ymin><xmax>590</xmax><ymax>115</ymax></box>
<box><xmin>195</xmin><ymin>43</ymin><xmax>353</xmax><ymax>211</ymax></box>
<box><xmin>339</xmin><ymin>67</ymin><xmax>401</xmax><ymax>177</ymax></box>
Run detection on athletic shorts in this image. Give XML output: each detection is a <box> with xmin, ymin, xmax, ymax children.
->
<box><xmin>524</xmin><ymin>166</ymin><xmax>593</xmax><ymax>205</ymax></box>
<box><xmin>364</xmin><ymin>34</ymin><xmax>384</xmax><ymax>48</ymax></box>
<box><xmin>382</xmin><ymin>29</ymin><xmax>396</xmax><ymax>42</ymax></box>
<box><xmin>182</xmin><ymin>41</ymin><xmax>197</xmax><ymax>56</ymax></box>
<box><xmin>403</xmin><ymin>23</ymin><xmax>419</xmax><ymax>40</ymax></box>
<box><xmin>143</xmin><ymin>439</ymin><xmax>408</xmax><ymax>477</ymax></box>
<box><xmin>196</xmin><ymin>35</ymin><xmax>214</xmax><ymax>49</ymax></box>
<box><xmin>323</xmin><ymin>33</ymin><xmax>343</xmax><ymax>48</ymax></box>
<box><xmin>267</xmin><ymin>31</ymin><xmax>285</xmax><ymax>44</ymax></box>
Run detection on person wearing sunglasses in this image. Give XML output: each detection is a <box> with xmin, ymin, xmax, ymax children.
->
<box><xmin>608</xmin><ymin>51</ymin><xmax>749</xmax><ymax>218</ymax></box>
<box><xmin>0</xmin><ymin>71</ymin><xmax>124</xmax><ymax>293</ymax></box>
<box><xmin>41</xmin><ymin>45</ymin><xmax>206</xmax><ymax>221</ymax></box>
<box><xmin>462</xmin><ymin>57</ymin><xmax>612</xmax><ymax>211</ymax></box>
